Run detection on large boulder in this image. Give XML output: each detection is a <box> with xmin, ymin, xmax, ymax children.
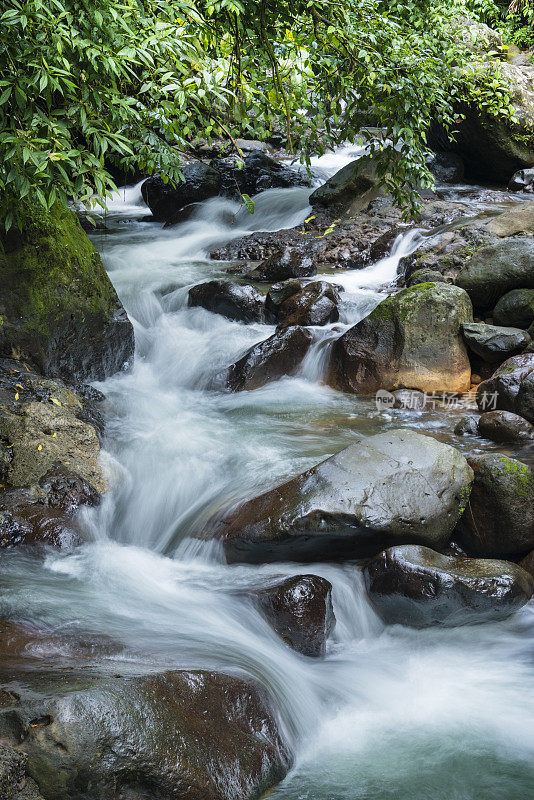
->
<box><xmin>428</xmin><ymin>21</ymin><xmax>534</xmax><ymax>182</ymax></box>
<box><xmin>0</xmin><ymin>669</ymin><xmax>290</xmax><ymax>800</ymax></box>
<box><xmin>246</xmin><ymin>248</ymin><xmax>317</xmax><ymax>283</ymax></box>
<box><xmin>224</xmin><ymin>327</ymin><xmax>313</xmax><ymax>391</ymax></box>
<box><xmin>493</xmin><ymin>288</ymin><xmax>534</xmax><ymax>329</ymax></box>
<box><xmin>0</xmin><ymin>203</ymin><xmax>134</xmax><ymax>383</ymax></box>
<box><xmin>200</xmin><ymin>430</ymin><xmax>474</xmax><ymax>563</ymax></box>
<box><xmin>476</xmin><ymin>352</ymin><xmax>534</xmax><ymax>413</ymax></box>
<box><xmin>214</xmin><ymin>151</ymin><xmax>311</xmax><ymax>198</ymax></box>
<box><xmin>461</xmin><ymin>322</ymin><xmax>530</xmax><ymax>362</ymax></box>
<box><xmin>253</xmin><ymin>575</ymin><xmax>335</xmax><ymax>657</ymax></box>
<box><xmin>275</xmin><ymin>281</ymin><xmax>339</xmax><ymax>328</ymax></box>
<box><xmin>188</xmin><ymin>280</ymin><xmax>265</xmax><ymax>323</ymax></box>
<box><xmin>486</xmin><ymin>200</ymin><xmax>534</xmax><ymax>237</ymax></box>
<box><xmin>455</xmin><ymin>238</ymin><xmax>534</xmax><ymax>310</ymax></box>
<box><xmin>363</xmin><ymin>544</ymin><xmax>534</xmax><ymax>627</ymax></box>
<box><xmin>309</xmin><ymin>158</ymin><xmax>380</xmax><ymax>208</ymax></box>
<box><xmin>141</xmin><ymin>163</ymin><xmax>222</xmax><ymax>221</ymax></box>
<box><xmin>457</xmin><ymin>454</ymin><xmax>534</xmax><ymax>557</ymax></box>
<box><xmin>328</xmin><ymin>283</ymin><xmax>473</xmax><ymax>394</ymax></box>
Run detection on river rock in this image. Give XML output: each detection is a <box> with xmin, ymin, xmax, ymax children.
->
<box><xmin>454</xmin><ymin>415</ymin><xmax>480</xmax><ymax>435</ymax></box>
<box><xmin>224</xmin><ymin>327</ymin><xmax>313</xmax><ymax>391</ymax></box>
<box><xmin>455</xmin><ymin>238</ymin><xmax>534</xmax><ymax>310</ymax></box>
<box><xmin>214</xmin><ymin>151</ymin><xmax>310</xmax><ymax>198</ymax></box>
<box><xmin>200</xmin><ymin>430</ymin><xmax>473</xmax><ymax>563</ymax></box>
<box><xmin>509</xmin><ymin>167</ymin><xmax>534</xmax><ymax>192</ymax></box>
<box><xmin>253</xmin><ymin>575</ymin><xmax>335</xmax><ymax>657</ymax></box>
<box><xmin>478</xmin><ymin>410</ymin><xmax>534</xmax><ymax>442</ymax></box>
<box><xmin>188</xmin><ymin>280</ymin><xmax>265</xmax><ymax>323</ymax></box>
<box><xmin>476</xmin><ymin>353</ymin><xmax>534</xmax><ymax>413</ymax></box>
<box><xmin>0</xmin><ymin>669</ymin><xmax>290</xmax><ymax>800</ymax></box>
<box><xmin>309</xmin><ymin>158</ymin><xmax>380</xmax><ymax>209</ymax></box>
<box><xmin>363</xmin><ymin>544</ymin><xmax>534</xmax><ymax>627</ymax></box>
<box><xmin>407</xmin><ymin>269</ymin><xmax>450</xmax><ymax>287</ymax></box>
<box><xmin>457</xmin><ymin>453</ymin><xmax>534</xmax><ymax>557</ymax></box>
<box><xmin>0</xmin><ymin>202</ymin><xmax>134</xmax><ymax>383</ymax></box>
<box><xmin>493</xmin><ymin>289</ymin><xmax>534</xmax><ymax>329</ymax></box>
<box><xmin>486</xmin><ymin>201</ymin><xmax>534</xmax><ymax>237</ymax></box>
<box><xmin>141</xmin><ymin>164</ymin><xmax>222</xmax><ymax>221</ymax></box>
<box><xmin>517</xmin><ymin>371</ymin><xmax>534</xmax><ymax>424</ymax></box>
<box><xmin>461</xmin><ymin>322</ymin><xmax>531</xmax><ymax>362</ymax></box>
<box><xmin>276</xmin><ymin>281</ymin><xmax>339</xmax><ymax>328</ymax></box>
<box><xmin>0</xmin><ymin>744</ymin><xmax>45</xmax><ymax>800</ymax></box>
<box><xmin>328</xmin><ymin>283</ymin><xmax>473</xmax><ymax>394</ymax></box>
<box><xmin>246</xmin><ymin>248</ymin><xmax>317</xmax><ymax>282</ymax></box>
<box><xmin>265</xmin><ymin>279</ymin><xmax>308</xmax><ymax>321</ymax></box>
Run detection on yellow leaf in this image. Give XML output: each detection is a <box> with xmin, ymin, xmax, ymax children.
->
<box><xmin>37</xmin><ymin>444</ymin><xmax>42</xmax><ymax>451</ymax></box>
<box><xmin>15</xmin><ymin>384</ymin><xmax>23</xmax><ymax>389</ymax></box>
<box><xmin>52</xmin><ymin>433</ymin><xmax>57</xmax><ymax>438</ymax></box>
<box><xmin>50</xmin><ymin>398</ymin><xmax>62</xmax><ymax>406</ymax></box>
<box><xmin>14</xmin><ymin>392</ymin><xmax>19</xmax><ymax>400</ymax></box>
<box><xmin>304</xmin><ymin>215</ymin><xmax>316</xmax><ymax>223</ymax></box>
<box><xmin>24</xmin><ymin>363</ymin><xmax>30</xmax><ymax>372</ymax></box>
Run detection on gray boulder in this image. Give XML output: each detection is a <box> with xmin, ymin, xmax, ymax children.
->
<box><xmin>478</xmin><ymin>410</ymin><xmax>534</xmax><ymax>442</ymax></box>
<box><xmin>141</xmin><ymin>164</ymin><xmax>222</xmax><ymax>221</ymax></box>
<box><xmin>364</xmin><ymin>544</ymin><xmax>534</xmax><ymax>627</ymax></box>
<box><xmin>517</xmin><ymin>371</ymin><xmax>534</xmax><ymax>424</ymax></box>
<box><xmin>188</xmin><ymin>280</ymin><xmax>265</xmax><ymax>323</ymax></box>
<box><xmin>493</xmin><ymin>288</ymin><xmax>534</xmax><ymax>329</ymax></box>
<box><xmin>456</xmin><ymin>238</ymin><xmax>534</xmax><ymax>310</ymax></box>
<box><xmin>476</xmin><ymin>352</ymin><xmax>534</xmax><ymax>413</ymax></box>
<box><xmin>461</xmin><ymin>322</ymin><xmax>531</xmax><ymax>362</ymax></box>
<box><xmin>247</xmin><ymin>248</ymin><xmax>317</xmax><ymax>283</ymax></box>
<box><xmin>200</xmin><ymin>430</ymin><xmax>473</xmax><ymax>563</ymax></box>
<box><xmin>310</xmin><ymin>158</ymin><xmax>380</xmax><ymax>208</ymax></box>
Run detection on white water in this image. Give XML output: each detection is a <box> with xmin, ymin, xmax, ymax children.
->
<box><xmin>3</xmin><ymin>160</ymin><xmax>534</xmax><ymax>799</ymax></box>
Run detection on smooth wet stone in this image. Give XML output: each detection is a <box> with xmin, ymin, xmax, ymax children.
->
<box><xmin>454</xmin><ymin>415</ymin><xmax>480</xmax><ymax>435</ymax></box>
<box><xmin>493</xmin><ymin>288</ymin><xmax>534</xmax><ymax>330</ymax></box>
<box><xmin>200</xmin><ymin>430</ymin><xmax>473</xmax><ymax>564</ymax></box>
<box><xmin>276</xmin><ymin>281</ymin><xmax>339</xmax><ymax>328</ymax></box>
<box><xmin>487</xmin><ymin>201</ymin><xmax>534</xmax><ymax>237</ymax></box>
<box><xmin>265</xmin><ymin>279</ymin><xmax>308</xmax><ymax>322</ymax></box>
<box><xmin>363</xmin><ymin>544</ymin><xmax>534</xmax><ymax>627</ymax></box>
<box><xmin>310</xmin><ymin>158</ymin><xmax>380</xmax><ymax>208</ymax></box>
<box><xmin>476</xmin><ymin>353</ymin><xmax>534</xmax><ymax>414</ymax></box>
<box><xmin>246</xmin><ymin>247</ymin><xmax>317</xmax><ymax>282</ymax></box>
<box><xmin>213</xmin><ymin>151</ymin><xmax>310</xmax><ymax>198</ymax></box>
<box><xmin>458</xmin><ymin>454</ymin><xmax>534</xmax><ymax>556</ymax></box>
<box><xmin>456</xmin><ymin>239</ymin><xmax>534</xmax><ymax>310</ymax></box>
<box><xmin>141</xmin><ymin>164</ymin><xmax>222</xmax><ymax>221</ymax></box>
<box><xmin>328</xmin><ymin>283</ymin><xmax>473</xmax><ymax>394</ymax></box>
<box><xmin>224</xmin><ymin>326</ymin><xmax>313</xmax><ymax>391</ymax></box>
<box><xmin>478</xmin><ymin>410</ymin><xmax>534</xmax><ymax>443</ymax></box>
<box><xmin>462</xmin><ymin>322</ymin><xmax>531</xmax><ymax>362</ymax></box>
<box><xmin>188</xmin><ymin>280</ymin><xmax>265</xmax><ymax>323</ymax></box>
<box><xmin>0</xmin><ymin>669</ymin><xmax>290</xmax><ymax>800</ymax></box>
<box><xmin>253</xmin><ymin>575</ymin><xmax>335</xmax><ymax>657</ymax></box>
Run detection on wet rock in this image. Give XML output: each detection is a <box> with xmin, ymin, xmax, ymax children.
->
<box><xmin>188</xmin><ymin>280</ymin><xmax>265</xmax><ymax>323</ymax></box>
<box><xmin>0</xmin><ymin>744</ymin><xmax>44</xmax><ymax>800</ymax></box>
<box><xmin>478</xmin><ymin>410</ymin><xmax>534</xmax><ymax>442</ymax></box>
<box><xmin>265</xmin><ymin>279</ymin><xmax>308</xmax><ymax>322</ymax></box>
<box><xmin>517</xmin><ymin>371</ymin><xmax>534</xmax><ymax>424</ymax></box>
<box><xmin>0</xmin><ymin>669</ymin><xmax>290</xmax><ymax>800</ymax></box>
<box><xmin>457</xmin><ymin>453</ymin><xmax>534</xmax><ymax>557</ymax></box>
<box><xmin>224</xmin><ymin>327</ymin><xmax>313</xmax><ymax>391</ymax></box>
<box><xmin>254</xmin><ymin>575</ymin><xmax>335</xmax><ymax>657</ymax></box>
<box><xmin>310</xmin><ymin>158</ymin><xmax>380</xmax><ymax>209</ymax></box>
<box><xmin>200</xmin><ymin>430</ymin><xmax>473</xmax><ymax>563</ymax></box>
<box><xmin>141</xmin><ymin>164</ymin><xmax>222</xmax><ymax>221</ymax></box>
<box><xmin>276</xmin><ymin>282</ymin><xmax>339</xmax><ymax>328</ymax></box>
<box><xmin>486</xmin><ymin>201</ymin><xmax>534</xmax><ymax>237</ymax></box>
<box><xmin>520</xmin><ymin>549</ymin><xmax>534</xmax><ymax>579</ymax></box>
<box><xmin>214</xmin><ymin>151</ymin><xmax>310</xmax><ymax>198</ymax></box>
<box><xmin>0</xmin><ymin>377</ymin><xmax>106</xmax><ymax>492</ymax></box>
<box><xmin>455</xmin><ymin>238</ymin><xmax>534</xmax><ymax>311</ymax></box>
<box><xmin>329</xmin><ymin>283</ymin><xmax>473</xmax><ymax>395</ymax></box>
<box><xmin>427</xmin><ymin>151</ymin><xmax>465</xmax><ymax>183</ymax></box>
<box><xmin>461</xmin><ymin>322</ymin><xmax>531</xmax><ymax>362</ymax></box>
<box><xmin>454</xmin><ymin>415</ymin><xmax>479</xmax><ymax>435</ymax></box>
<box><xmin>363</xmin><ymin>544</ymin><xmax>534</xmax><ymax>627</ymax></box>
<box><xmin>509</xmin><ymin>167</ymin><xmax>534</xmax><ymax>192</ymax></box>
<box><xmin>493</xmin><ymin>288</ymin><xmax>534</xmax><ymax>330</ymax></box>
<box><xmin>246</xmin><ymin>248</ymin><xmax>317</xmax><ymax>282</ymax></box>
<box><xmin>476</xmin><ymin>352</ymin><xmax>534</xmax><ymax>414</ymax></box>
<box><xmin>368</xmin><ymin>227</ymin><xmax>406</xmax><ymax>262</ymax></box>
<box><xmin>0</xmin><ymin>202</ymin><xmax>134</xmax><ymax>383</ymax></box>
<box><xmin>407</xmin><ymin>269</ymin><xmax>450</xmax><ymax>288</ymax></box>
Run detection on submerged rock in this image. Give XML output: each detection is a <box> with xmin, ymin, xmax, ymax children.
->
<box><xmin>328</xmin><ymin>283</ymin><xmax>473</xmax><ymax>394</ymax></box>
<box><xmin>457</xmin><ymin>454</ymin><xmax>534</xmax><ymax>557</ymax></box>
<box><xmin>493</xmin><ymin>288</ymin><xmax>534</xmax><ymax>330</ymax></box>
<box><xmin>246</xmin><ymin>248</ymin><xmax>317</xmax><ymax>282</ymax></box>
<box><xmin>461</xmin><ymin>322</ymin><xmax>530</xmax><ymax>362</ymax></box>
<box><xmin>200</xmin><ymin>430</ymin><xmax>473</xmax><ymax>563</ymax></box>
<box><xmin>224</xmin><ymin>327</ymin><xmax>313</xmax><ymax>391</ymax></box>
<box><xmin>188</xmin><ymin>280</ymin><xmax>265</xmax><ymax>323</ymax></box>
<box><xmin>456</xmin><ymin>239</ymin><xmax>534</xmax><ymax>310</ymax></box>
<box><xmin>0</xmin><ymin>669</ymin><xmax>290</xmax><ymax>800</ymax></box>
<box><xmin>363</xmin><ymin>544</ymin><xmax>534</xmax><ymax>627</ymax></box>
<box><xmin>253</xmin><ymin>574</ymin><xmax>335</xmax><ymax>657</ymax></box>
<box><xmin>0</xmin><ymin>202</ymin><xmax>134</xmax><ymax>383</ymax></box>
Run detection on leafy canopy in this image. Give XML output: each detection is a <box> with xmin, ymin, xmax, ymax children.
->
<box><xmin>0</xmin><ymin>0</ymin><xmax>520</xmax><ymax>225</ymax></box>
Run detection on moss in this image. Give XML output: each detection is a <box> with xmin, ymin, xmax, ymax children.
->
<box><xmin>457</xmin><ymin>482</ymin><xmax>473</xmax><ymax>516</ymax></box>
<box><xmin>495</xmin><ymin>455</ymin><xmax>533</xmax><ymax>499</ymax></box>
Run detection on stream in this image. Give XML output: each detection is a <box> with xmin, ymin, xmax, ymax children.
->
<box><xmin>3</xmin><ymin>150</ymin><xmax>534</xmax><ymax>798</ymax></box>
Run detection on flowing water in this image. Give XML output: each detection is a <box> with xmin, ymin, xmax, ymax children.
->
<box><xmin>2</xmin><ymin>153</ymin><xmax>534</xmax><ymax>798</ymax></box>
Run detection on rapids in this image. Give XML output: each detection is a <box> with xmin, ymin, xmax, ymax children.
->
<box><xmin>2</xmin><ymin>150</ymin><xmax>534</xmax><ymax>799</ymax></box>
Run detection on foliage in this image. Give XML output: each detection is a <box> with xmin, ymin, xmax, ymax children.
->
<box><xmin>0</xmin><ymin>0</ymin><xmax>523</xmax><ymax>226</ymax></box>
<box><xmin>466</xmin><ymin>0</ymin><xmax>534</xmax><ymax>47</ymax></box>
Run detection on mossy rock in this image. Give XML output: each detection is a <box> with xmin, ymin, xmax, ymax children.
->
<box><xmin>329</xmin><ymin>282</ymin><xmax>473</xmax><ymax>394</ymax></box>
<box><xmin>456</xmin><ymin>238</ymin><xmax>534</xmax><ymax>311</ymax></box>
<box><xmin>0</xmin><ymin>202</ymin><xmax>134</xmax><ymax>381</ymax></box>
